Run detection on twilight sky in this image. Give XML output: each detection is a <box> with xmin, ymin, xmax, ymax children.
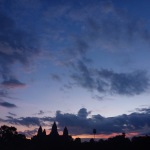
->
<box><xmin>1</xmin><ymin>0</ymin><xmax>150</xmax><ymax>140</ymax></box>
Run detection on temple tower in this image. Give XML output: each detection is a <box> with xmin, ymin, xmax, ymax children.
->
<box><xmin>63</xmin><ymin>126</ymin><xmax>68</xmax><ymax>137</ymax></box>
<box><xmin>37</xmin><ymin>126</ymin><xmax>43</xmax><ymax>137</ymax></box>
<box><xmin>49</xmin><ymin>122</ymin><xmax>59</xmax><ymax>137</ymax></box>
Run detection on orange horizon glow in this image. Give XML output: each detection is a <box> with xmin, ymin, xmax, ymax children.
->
<box><xmin>72</xmin><ymin>132</ymin><xmax>140</xmax><ymax>140</ymax></box>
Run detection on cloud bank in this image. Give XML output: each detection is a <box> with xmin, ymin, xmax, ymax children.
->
<box><xmin>55</xmin><ymin>108</ymin><xmax>150</xmax><ymax>136</ymax></box>
<box><xmin>1</xmin><ymin>107</ymin><xmax>150</xmax><ymax>137</ymax></box>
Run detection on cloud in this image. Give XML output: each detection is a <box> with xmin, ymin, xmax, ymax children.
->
<box><xmin>97</xmin><ymin>69</ymin><xmax>149</xmax><ymax>95</ymax></box>
<box><xmin>85</xmin><ymin>1</ymin><xmax>150</xmax><ymax>52</ymax></box>
<box><xmin>0</xmin><ymin>11</ymin><xmax>39</xmax><ymax>82</ymax></box>
<box><xmin>55</xmin><ymin>108</ymin><xmax>150</xmax><ymax>135</ymax></box>
<box><xmin>0</xmin><ymin>0</ymin><xmax>149</xmax><ymax>71</ymax></box>
<box><xmin>77</xmin><ymin>108</ymin><xmax>91</xmax><ymax>119</ymax></box>
<box><xmin>8</xmin><ymin>112</ymin><xmax>17</xmax><ymax>116</ymax></box>
<box><xmin>47</xmin><ymin>0</ymin><xmax>150</xmax><ymax>69</ymax></box>
<box><xmin>2</xmin><ymin>116</ymin><xmax>52</xmax><ymax>127</ymax></box>
<box><xmin>15</xmin><ymin>117</ymin><xmax>41</xmax><ymax>126</ymax></box>
<box><xmin>71</xmin><ymin>61</ymin><xmax>95</xmax><ymax>91</ymax></box>
<box><xmin>135</xmin><ymin>107</ymin><xmax>150</xmax><ymax>114</ymax></box>
<box><xmin>1</xmin><ymin>107</ymin><xmax>150</xmax><ymax>137</ymax></box>
<box><xmin>1</xmin><ymin>78</ymin><xmax>26</xmax><ymax>88</ymax></box>
<box><xmin>51</xmin><ymin>74</ymin><xmax>61</xmax><ymax>81</ymax></box>
<box><xmin>71</xmin><ymin>61</ymin><xmax>149</xmax><ymax>96</ymax></box>
<box><xmin>0</xmin><ymin>10</ymin><xmax>40</xmax><ymax>105</ymax></box>
<box><xmin>6</xmin><ymin>116</ymin><xmax>14</xmax><ymax>119</ymax></box>
<box><xmin>1</xmin><ymin>1</ymin><xmax>149</xmax><ymax>83</ymax></box>
<box><xmin>4</xmin><ymin>117</ymin><xmax>41</xmax><ymax>127</ymax></box>
<box><xmin>55</xmin><ymin>110</ymin><xmax>91</xmax><ymax>134</ymax></box>
<box><xmin>37</xmin><ymin>110</ymin><xmax>44</xmax><ymax>115</ymax></box>
<box><xmin>0</xmin><ymin>101</ymin><xmax>17</xmax><ymax>108</ymax></box>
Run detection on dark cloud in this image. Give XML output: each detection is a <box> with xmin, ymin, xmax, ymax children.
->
<box><xmin>1</xmin><ymin>78</ymin><xmax>26</xmax><ymax>88</ymax></box>
<box><xmin>5</xmin><ymin>117</ymin><xmax>41</xmax><ymax>127</ymax></box>
<box><xmin>77</xmin><ymin>108</ymin><xmax>91</xmax><ymax>119</ymax></box>
<box><xmin>72</xmin><ymin>39</ymin><xmax>89</xmax><ymax>58</ymax></box>
<box><xmin>3</xmin><ymin>116</ymin><xmax>52</xmax><ymax>127</ymax></box>
<box><xmin>0</xmin><ymin>101</ymin><xmax>17</xmax><ymax>108</ymax></box>
<box><xmin>97</xmin><ymin>69</ymin><xmax>149</xmax><ymax>95</ymax></box>
<box><xmin>8</xmin><ymin>112</ymin><xmax>17</xmax><ymax>116</ymax></box>
<box><xmin>51</xmin><ymin>74</ymin><xmax>61</xmax><ymax>81</ymax></box>
<box><xmin>50</xmin><ymin>0</ymin><xmax>150</xmax><ymax>73</ymax></box>
<box><xmin>37</xmin><ymin>110</ymin><xmax>44</xmax><ymax>115</ymax></box>
<box><xmin>49</xmin><ymin>0</ymin><xmax>150</xmax><ymax>55</ymax></box>
<box><xmin>55</xmin><ymin>108</ymin><xmax>119</xmax><ymax>135</ymax></box>
<box><xmin>6</xmin><ymin>116</ymin><xmax>14</xmax><ymax>119</ymax></box>
<box><xmin>15</xmin><ymin>117</ymin><xmax>41</xmax><ymax>126</ymax></box>
<box><xmin>71</xmin><ymin>61</ymin><xmax>149</xmax><ymax>95</ymax></box>
<box><xmin>71</xmin><ymin>61</ymin><xmax>95</xmax><ymax>91</ymax></box>
<box><xmin>55</xmin><ymin>110</ymin><xmax>91</xmax><ymax>134</ymax></box>
<box><xmin>55</xmin><ymin>108</ymin><xmax>150</xmax><ymax>135</ymax></box>
<box><xmin>86</xmin><ymin>2</ymin><xmax>150</xmax><ymax>52</ymax></box>
<box><xmin>135</xmin><ymin>107</ymin><xmax>150</xmax><ymax>114</ymax></box>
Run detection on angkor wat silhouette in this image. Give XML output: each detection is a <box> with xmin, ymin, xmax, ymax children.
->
<box><xmin>32</xmin><ymin>121</ymin><xmax>73</xmax><ymax>143</ymax></box>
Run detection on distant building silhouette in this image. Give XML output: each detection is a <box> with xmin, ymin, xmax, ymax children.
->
<box><xmin>37</xmin><ymin>126</ymin><xmax>43</xmax><ymax>137</ymax></box>
<box><xmin>63</xmin><ymin>126</ymin><xmax>68</xmax><ymax>137</ymax></box>
<box><xmin>32</xmin><ymin>121</ymin><xmax>72</xmax><ymax>143</ymax></box>
<box><xmin>43</xmin><ymin>129</ymin><xmax>46</xmax><ymax>136</ymax></box>
<box><xmin>49</xmin><ymin>121</ymin><xmax>59</xmax><ymax>138</ymax></box>
<box><xmin>37</xmin><ymin>126</ymin><xmax>46</xmax><ymax>138</ymax></box>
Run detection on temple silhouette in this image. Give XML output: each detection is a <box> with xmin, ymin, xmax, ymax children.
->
<box><xmin>32</xmin><ymin>121</ymin><xmax>73</xmax><ymax>144</ymax></box>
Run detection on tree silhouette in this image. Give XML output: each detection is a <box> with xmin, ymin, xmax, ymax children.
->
<box><xmin>0</xmin><ymin>125</ymin><xmax>17</xmax><ymax>142</ymax></box>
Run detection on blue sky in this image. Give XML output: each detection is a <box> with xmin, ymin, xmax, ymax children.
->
<box><xmin>1</xmin><ymin>0</ymin><xmax>150</xmax><ymax>139</ymax></box>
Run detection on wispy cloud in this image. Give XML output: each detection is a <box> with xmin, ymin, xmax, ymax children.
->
<box><xmin>0</xmin><ymin>101</ymin><xmax>17</xmax><ymax>108</ymax></box>
<box><xmin>0</xmin><ymin>11</ymin><xmax>39</xmax><ymax>82</ymax></box>
<box><xmin>0</xmin><ymin>9</ymin><xmax>40</xmax><ymax>103</ymax></box>
<box><xmin>42</xmin><ymin>1</ymin><xmax>150</xmax><ymax>98</ymax></box>
<box><xmin>1</xmin><ymin>78</ymin><xmax>26</xmax><ymax>88</ymax></box>
<box><xmin>2</xmin><ymin>116</ymin><xmax>52</xmax><ymax>127</ymax></box>
<box><xmin>38</xmin><ymin>110</ymin><xmax>44</xmax><ymax>115</ymax></box>
<box><xmin>50</xmin><ymin>74</ymin><xmax>62</xmax><ymax>82</ymax></box>
<box><xmin>70</xmin><ymin>61</ymin><xmax>149</xmax><ymax>96</ymax></box>
<box><xmin>8</xmin><ymin>112</ymin><xmax>17</xmax><ymax>116</ymax></box>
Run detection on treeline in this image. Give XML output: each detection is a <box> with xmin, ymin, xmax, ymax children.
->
<box><xmin>0</xmin><ymin>125</ymin><xmax>150</xmax><ymax>150</ymax></box>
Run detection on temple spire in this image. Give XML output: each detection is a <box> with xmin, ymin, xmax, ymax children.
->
<box><xmin>49</xmin><ymin>121</ymin><xmax>59</xmax><ymax>137</ymax></box>
<box><xmin>37</xmin><ymin>126</ymin><xmax>43</xmax><ymax>137</ymax></box>
<box><xmin>63</xmin><ymin>126</ymin><xmax>68</xmax><ymax>137</ymax></box>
